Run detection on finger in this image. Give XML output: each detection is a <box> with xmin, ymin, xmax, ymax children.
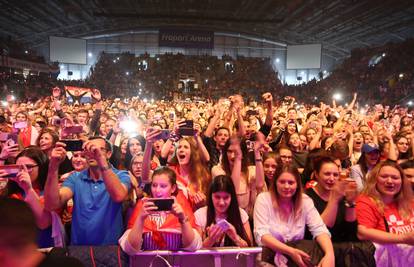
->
<box><xmin>55</xmin><ymin>142</ymin><xmax>67</xmax><ymax>148</ymax></box>
<box><xmin>21</xmin><ymin>164</ymin><xmax>28</xmax><ymax>173</ymax></box>
<box><xmin>298</xmin><ymin>250</ymin><xmax>311</xmax><ymax>259</ymax></box>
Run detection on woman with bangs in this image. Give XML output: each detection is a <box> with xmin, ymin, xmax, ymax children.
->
<box><xmin>356</xmin><ymin>161</ymin><xmax>414</xmax><ymax>265</ymax></box>
<box><xmin>254</xmin><ymin>165</ymin><xmax>334</xmax><ymax>267</ymax></box>
<box><xmin>169</xmin><ymin>137</ymin><xmax>211</xmax><ymax>211</ymax></box>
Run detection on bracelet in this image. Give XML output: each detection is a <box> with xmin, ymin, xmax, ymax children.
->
<box><xmin>344</xmin><ymin>200</ymin><xmax>356</xmax><ymax>208</ymax></box>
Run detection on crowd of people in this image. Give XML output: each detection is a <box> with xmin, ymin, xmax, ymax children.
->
<box><xmin>0</xmin><ymin>82</ymin><xmax>413</xmax><ymax>266</ymax></box>
<box><xmin>88</xmin><ymin>52</ymin><xmax>282</xmax><ymax>100</ymax></box>
<box><xmin>0</xmin><ymin>37</ymin><xmax>414</xmax><ymax>267</ymax></box>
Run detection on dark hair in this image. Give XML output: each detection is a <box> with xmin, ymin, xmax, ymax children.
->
<box><xmin>88</xmin><ymin>136</ymin><xmax>113</xmax><ymax>153</ymax></box>
<box><xmin>302</xmin><ymin>149</ymin><xmax>330</xmax><ymax>184</ymax></box>
<box><xmin>221</xmin><ymin>137</ymin><xmax>248</xmax><ymax>176</ymax></box>
<box><xmin>206</xmin><ymin>175</ymin><xmax>251</xmax><ymax>246</ymax></box>
<box><xmin>400</xmin><ymin>160</ymin><xmax>414</xmax><ymax>170</ymax></box>
<box><xmin>356</xmin><ymin>147</ymin><xmax>380</xmax><ymax>178</ymax></box>
<box><xmin>35</xmin><ymin>128</ymin><xmax>59</xmax><ymax>149</ymax></box>
<box><xmin>313</xmin><ymin>156</ymin><xmax>337</xmax><ymax>174</ymax></box>
<box><xmin>7</xmin><ymin>146</ymin><xmax>50</xmax><ymax>197</ymax></box>
<box><xmin>214</xmin><ymin>126</ymin><xmax>230</xmax><ymax>137</ymax></box>
<box><xmin>124</xmin><ymin>135</ymin><xmax>146</xmax><ymax>169</ymax></box>
<box><xmin>0</xmin><ymin>198</ymin><xmax>37</xmax><ymax>249</ymax></box>
<box><xmin>151</xmin><ymin>166</ymin><xmax>177</xmax><ymax>196</ymax></box>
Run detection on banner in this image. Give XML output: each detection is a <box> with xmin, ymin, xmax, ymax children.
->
<box><xmin>0</xmin><ymin>55</ymin><xmax>59</xmax><ymax>73</ymax></box>
<box><xmin>159</xmin><ymin>29</ymin><xmax>214</xmax><ymax>49</ymax></box>
<box><xmin>65</xmin><ymin>86</ymin><xmax>93</xmax><ymax>104</ymax></box>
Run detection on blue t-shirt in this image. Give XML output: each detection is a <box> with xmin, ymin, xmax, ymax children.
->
<box><xmin>62</xmin><ymin>167</ymin><xmax>131</xmax><ymax>245</ymax></box>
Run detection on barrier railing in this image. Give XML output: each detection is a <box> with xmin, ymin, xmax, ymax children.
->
<box><xmin>130</xmin><ymin>247</ymin><xmax>262</xmax><ymax>267</ymax></box>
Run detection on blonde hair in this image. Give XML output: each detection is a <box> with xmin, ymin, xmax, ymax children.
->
<box><xmin>362</xmin><ymin>161</ymin><xmax>413</xmax><ymax>219</ymax></box>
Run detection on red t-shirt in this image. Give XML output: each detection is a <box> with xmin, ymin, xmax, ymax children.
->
<box><xmin>356</xmin><ymin>194</ymin><xmax>414</xmax><ymax>234</ymax></box>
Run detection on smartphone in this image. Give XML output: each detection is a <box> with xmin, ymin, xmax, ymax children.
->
<box><xmin>7</xmin><ymin>133</ymin><xmax>18</xmax><ymax>144</ymax></box>
<box><xmin>63</xmin><ymin>125</ymin><xmax>84</xmax><ymax>135</ymax></box>
<box><xmin>13</xmin><ymin>121</ymin><xmax>27</xmax><ymax>129</ymax></box>
<box><xmin>148</xmin><ymin>198</ymin><xmax>174</xmax><ymax>211</ymax></box>
<box><xmin>0</xmin><ymin>165</ymin><xmax>21</xmax><ymax>178</ymax></box>
<box><xmin>246</xmin><ymin>110</ymin><xmax>259</xmax><ymax>116</ymax></box>
<box><xmin>216</xmin><ymin>219</ymin><xmax>230</xmax><ymax>231</ymax></box>
<box><xmin>178</xmin><ymin>120</ymin><xmax>195</xmax><ymax>136</ymax></box>
<box><xmin>169</xmin><ymin>112</ymin><xmax>175</xmax><ymax>120</ymax></box>
<box><xmin>61</xmin><ymin>139</ymin><xmax>83</xmax><ymax>151</ymax></box>
<box><xmin>154</xmin><ymin>129</ymin><xmax>170</xmax><ymax>140</ymax></box>
<box><xmin>52</xmin><ymin>117</ymin><xmax>61</xmax><ymax>126</ymax></box>
<box><xmin>245</xmin><ymin>140</ymin><xmax>255</xmax><ymax>151</ymax></box>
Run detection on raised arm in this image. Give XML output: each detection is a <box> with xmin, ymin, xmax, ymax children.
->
<box><xmin>44</xmin><ymin>143</ymin><xmax>74</xmax><ymax>211</ymax></box>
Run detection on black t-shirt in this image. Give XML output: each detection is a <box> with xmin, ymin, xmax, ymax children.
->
<box><xmin>37</xmin><ymin>253</ymin><xmax>84</xmax><ymax>267</ymax></box>
<box><xmin>305</xmin><ymin>188</ymin><xmax>359</xmax><ymax>242</ymax></box>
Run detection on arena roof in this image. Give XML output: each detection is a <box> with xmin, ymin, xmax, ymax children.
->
<box><xmin>1</xmin><ymin>0</ymin><xmax>413</xmax><ymax>59</ymax></box>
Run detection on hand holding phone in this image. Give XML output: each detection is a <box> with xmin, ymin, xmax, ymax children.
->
<box><xmin>216</xmin><ymin>219</ymin><xmax>231</xmax><ymax>231</ymax></box>
<box><xmin>0</xmin><ymin>165</ymin><xmax>21</xmax><ymax>178</ymax></box>
<box><xmin>147</xmin><ymin>198</ymin><xmax>174</xmax><ymax>211</ymax></box>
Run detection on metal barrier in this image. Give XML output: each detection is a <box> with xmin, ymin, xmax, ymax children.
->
<box><xmin>130</xmin><ymin>247</ymin><xmax>262</xmax><ymax>267</ymax></box>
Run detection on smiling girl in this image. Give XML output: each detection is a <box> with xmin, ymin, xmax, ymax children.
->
<box><xmin>194</xmin><ymin>175</ymin><xmax>252</xmax><ymax>248</ymax></box>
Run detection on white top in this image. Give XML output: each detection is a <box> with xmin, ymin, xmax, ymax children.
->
<box><xmin>194</xmin><ymin>206</ymin><xmax>249</xmax><ymax>231</ymax></box>
<box><xmin>253</xmin><ymin>192</ymin><xmax>330</xmax><ymax>246</ymax></box>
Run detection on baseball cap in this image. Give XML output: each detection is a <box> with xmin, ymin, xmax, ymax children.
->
<box><xmin>362</xmin><ymin>143</ymin><xmax>380</xmax><ymax>154</ymax></box>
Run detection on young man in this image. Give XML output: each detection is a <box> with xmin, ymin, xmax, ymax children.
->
<box><xmin>44</xmin><ymin>137</ymin><xmax>131</xmax><ymax>245</ymax></box>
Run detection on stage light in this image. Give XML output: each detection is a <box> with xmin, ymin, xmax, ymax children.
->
<box><xmin>60</xmin><ymin>65</ymin><xmax>64</xmax><ymax>69</ymax></box>
<box><xmin>143</xmin><ymin>98</ymin><xmax>148</xmax><ymax>103</ymax></box>
<box><xmin>25</xmin><ymin>50</ymin><xmax>28</xmax><ymax>54</ymax></box>
<box><xmin>139</xmin><ymin>82</ymin><xmax>142</xmax><ymax>86</ymax></box>
<box><xmin>158</xmin><ymin>81</ymin><xmax>162</xmax><ymax>84</ymax></box>
<box><xmin>205</xmin><ymin>79</ymin><xmax>208</xmax><ymax>83</ymax></box>
<box><xmin>382</xmin><ymin>53</ymin><xmax>386</xmax><ymax>57</ymax></box>
<box><xmin>156</xmin><ymin>57</ymin><xmax>160</xmax><ymax>61</ymax></box>
<box><xmin>323</xmin><ymin>70</ymin><xmax>327</xmax><ymax>74</ymax></box>
<box><xmin>117</xmin><ymin>57</ymin><xmax>120</xmax><ymax>60</ymax></box>
<box><xmin>88</xmin><ymin>52</ymin><xmax>93</xmax><ymax>58</ymax></box>
<box><xmin>333</xmin><ymin>93</ymin><xmax>342</xmax><ymax>101</ymax></box>
<box><xmin>276</xmin><ymin>58</ymin><xmax>280</xmax><ymax>63</ymax></box>
<box><xmin>399</xmin><ymin>73</ymin><xmax>404</xmax><ymax>78</ymax></box>
<box><xmin>113</xmin><ymin>60</ymin><xmax>116</xmax><ymax>63</ymax></box>
<box><xmin>126</xmin><ymin>72</ymin><xmax>129</xmax><ymax>76</ymax></box>
<box><xmin>408</xmin><ymin>101</ymin><xmax>413</xmax><ymax>106</ymax></box>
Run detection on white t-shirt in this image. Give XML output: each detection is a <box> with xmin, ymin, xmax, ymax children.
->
<box><xmin>194</xmin><ymin>206</ymin><xmax>249</xmax><ymax>231</ymax></box>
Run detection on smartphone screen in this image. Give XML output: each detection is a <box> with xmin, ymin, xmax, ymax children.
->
<box><xmin>0</xmin><ymin>165</ymin><xmax>21</xmax><ymax>178</ymax></box>
<box><xmin>149</xmin><ymin>198</ymin><xmax>174</xmax><ymax>211</ymax></box>
<box><xmin>61</xmin><ymin>140</ymin><xmax>83</xmax><ymax>151</ymax></box>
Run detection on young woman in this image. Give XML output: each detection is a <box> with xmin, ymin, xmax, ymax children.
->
<box><xmin>350</xmin><ymin>143</ymin><xmax>381</xmax><ymax>192</ymax></box>
<box><xmin>356</xmin><ymin>161</ymin><xmax>414</xmax><ymax>266</ymax></box>
<box><xmin>14</xmin><ymin>112</ymin><xmax>39</xmax><ymax>148</ymax></box>
<box><xmin>394</xmin><ymin>134</ymin><xmax>412</xmax><ymax>163</ymax></box>
<box><xmin>262</xmin><ymin>152</ymin><xmax>279</xmax><ymax>189</ymax></box>
<box><xmin>124</xmin><ymin>135</ymin><xmax>146</xmax><ymax>168</ymax></box>
<box><xmin>350</xmin><ymin>131</ymin><xmax>364</xmax><ymax>165</ymax></box>
<box><xmin>194</xmin><ymin>175</ymin><xmax>252</xmax><ymax>247</ymax></box>
<box><xmin>169</xmin><ymin>137</ymin><xmax>211</xmax><ymax>210</ymax></box>
<box><xmin>118</xmin><ymin>166</ymin><xmax>202</xmax><ymax>254</ymax></box>
<box><xmin>212</xmin><ymin>135</ymin><xmax>264</xmax><ymax>217</ymax></box>
<box><xmin>254</xmin><ymin>165</ymin><xmax>334</xmax><ymax>267</ymax></box>
<box><xmin>306</xmin><ymin>156</ymin><xmax>359</xmax><ymax>242</ymax></box>
<box><xmin>1</xmin><ymin>146</ymin><xmax>54</xmax><ymax>248</ymax></box>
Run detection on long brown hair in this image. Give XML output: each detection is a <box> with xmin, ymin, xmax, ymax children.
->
<box><xmin>173</xmin><ymin>137</ymin><xmax>211</xmax><ymax>194</ymax></box>
<box><xmin>362</xmin><ymin>161</ymin><xmax>413</xmax><ymax>219</ymax></box>
<box><xmin>270</xmin><ymin>164</ymin><xmax>303</xmax><ymax>219</ymax></box>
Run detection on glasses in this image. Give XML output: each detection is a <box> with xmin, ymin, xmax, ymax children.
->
<box><xmin>24</xmin><ymin>164</ymin><xmax>38</xmax><ymax>172</ymax></box>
